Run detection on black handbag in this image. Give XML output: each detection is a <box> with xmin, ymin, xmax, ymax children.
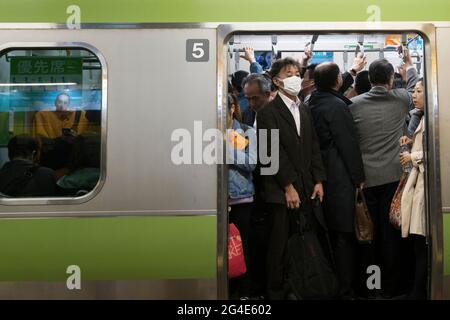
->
<box><xmin>285</xmin><ymin>199</ymin><xmax>339</xmax><ymax>300</ymax></box>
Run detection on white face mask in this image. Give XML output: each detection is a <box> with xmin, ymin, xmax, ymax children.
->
<box><xmin>280</xmin><ymin>76</ymin><xmax>302</xmax><ymax>97</ymax></box>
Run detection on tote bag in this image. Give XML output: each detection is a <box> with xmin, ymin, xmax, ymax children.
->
<box><xmin>354</xmin><ymin>188</ymin><xmax>374</xmax><ymax>243</ymax></box>
<box><xmin>228</xmin><ymin>223</ymin><xmax>247</xmax><ymax>278</ymax></box>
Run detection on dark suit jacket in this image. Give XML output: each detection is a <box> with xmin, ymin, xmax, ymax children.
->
<box><xmin>256</xmin><ymin>94</ymin><xmax>326</xmax><ymax>204</ymax></box>
<box><xmin>308</xmin><ymin>89</ymin><xmax>365</xmax><ymax>232</ymax></box>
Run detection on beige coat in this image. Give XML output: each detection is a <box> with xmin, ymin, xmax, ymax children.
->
<box><xmin>401</xmin><ymin>118</ymin><xmax>426</xmax><ymax>238</ymax></box>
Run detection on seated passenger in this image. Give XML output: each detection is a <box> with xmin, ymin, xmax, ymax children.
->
<box><xmin>0</xmin><ymin>135</ymin><xmax>57</xmax><ymax>197</ymax></box>
<box><xmin>57</xmin><ymin>134</ymin><xmax>100</xmax><ymax>196</ymax></box>
<box><xmin>39</xmin><ymin>135</ymin><xmax>76</xmax><ymax>178</ymax></box>
<box><xmin>32</xmin><ymin>93</ymin><xmax>88</xmax><ymax>139</ymax></box>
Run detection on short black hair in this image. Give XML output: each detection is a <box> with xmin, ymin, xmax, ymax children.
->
<box><xmin>392</xmin><ymin>73</ymin><xmax>405</xmax><ymax>89</ymax></box>
<box><xmin>369</xmin><ymin>59</ymin><xmax>394</xmax><ymax>85</ymax></box>
<box><xmin>301</xmin><ymin>63</ymin><xmax>318</xmax><ymax>79</ymax></box>
<box><xmin>355</xmin><ymin>70</ymin><xmax>371</xmax><ymax>95</ymax></box>
<box><xmin>269</xmin><ymin>57</ymin><xmax>301</xmax><ymax>80</ymax></box>
<box><xmin>7</xmin><ymin>135</ymin><xmax>39</xmax><ymax>160</ymax></box>
<box><xmin>231</xmin><ymin>70</ymin><xmax>249</xmax><ymax>93</ymax></box>
<box><xmin>262</xmin><ymin>72</ymin><xmax>276</xmax><ymax>92</ymax></box>
<box><xmin>314</xmin><ymin>62</ymin><xmax>341</xmax><ymax>90</ymax></box>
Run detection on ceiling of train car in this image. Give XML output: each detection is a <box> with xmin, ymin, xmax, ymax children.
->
<box><xmin>228</xmin><ymin>33</ymin><xmax>425</xmax><ymax>77</ymax></box>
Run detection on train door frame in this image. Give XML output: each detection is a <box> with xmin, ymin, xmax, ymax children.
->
<box><xmin>217</xmin><ymin>22</ymin><xmax>443</xmax><ymax>300</ymax></box>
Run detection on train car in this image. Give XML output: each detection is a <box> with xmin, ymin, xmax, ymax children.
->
<box><xmin>0</xmin><ymin>0</ymin><xmax>449</xmax><ymax>299</ymax></box>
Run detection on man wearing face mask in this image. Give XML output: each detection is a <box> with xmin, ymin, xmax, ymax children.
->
<box><xmin>256</xmin><ymin>57</ymin><xmax>326</xmax><ymax>300</ymax></box>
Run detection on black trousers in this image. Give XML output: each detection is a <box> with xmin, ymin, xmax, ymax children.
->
<box><xmin>329</xmin><ymin>231</ymin><xmax>355</xmax><ymax>298</ymax></box>
<box><xmin>229</xmin><ymin>202</ymin><xmax>253</xmax><ymax>298</ymax></box>
<box><xmin>407</xmin><ymin>234</ymin><xmax>428</xmax><ymax>299</ymax></box>
<box><xmin>359</xmin><ymin>181</ymin><xmax>405</xmax><ymax>296</ymax></box>
<box><xmin>265</xmin><ymin>203</ymin><xmax>290</xmax><ymax>300</ymax></box>
<box><xmin>248</xmin><ymin>197</ymin><xmax>270</xmax><ymax>297</ymax></box>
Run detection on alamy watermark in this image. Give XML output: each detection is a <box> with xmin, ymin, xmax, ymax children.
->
<box><xmin>66</xmin><ymin>5</ymin><xmax>81</xmax><ymax>30</ymax></box>
<box><xmin>366</xmin><ymin>4</ymin><xmax>382</xmax><ymax>29</ymax></box>
<box><xmin>66</xmin><ymin>265</ymin><xmax>81</xmax><ymax>290</ymax></box>
<box><xmin>170</xmin><ymin>121</ymin><xmax>279</xmax><ymax>176</ymax></box>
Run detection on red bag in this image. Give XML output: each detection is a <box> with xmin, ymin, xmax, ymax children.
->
<box><xmin>228</xmin><ymin>223</ymin><xmax>247</xmax><ymax>278</ymax></box>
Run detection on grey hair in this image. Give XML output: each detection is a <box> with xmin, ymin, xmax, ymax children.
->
<box><xmin>242</xmin><ymin>73</ymin><xmax>272</xmax><ymax>94</ymax></box>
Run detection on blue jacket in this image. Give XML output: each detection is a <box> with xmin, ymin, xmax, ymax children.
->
<box><xmin>227</xmin><ymin>119</ymin><xmax>257</xmax><ymax>200</ymax></box>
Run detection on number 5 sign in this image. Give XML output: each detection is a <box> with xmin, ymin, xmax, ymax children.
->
<box><xmin>186</xmin><ymin>39</ymin><xmax>209</xmax><ymax>62</ymax></box>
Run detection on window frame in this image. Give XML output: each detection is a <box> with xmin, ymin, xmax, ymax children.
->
<box><xmin>0</xmin><ymin>42</ymin><xmax>107</xmax><ymax>206</ymax></box>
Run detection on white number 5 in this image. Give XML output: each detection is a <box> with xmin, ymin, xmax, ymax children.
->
<box><xmin>192</xmin><ymin>42</ymin><xmax>205</xmax><ymax>59</ymax></box>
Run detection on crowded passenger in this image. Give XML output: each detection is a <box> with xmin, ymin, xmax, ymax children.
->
<box><xmin>0</xmin><ymin>134</ymin><xmax>57</xmax><ymax>197</ymax></box>
<box><xmin>256</xmin><ymin>57</ymin><xmax>326</xmax><ymax>299</ymax></box>
<box><xmin>234</xmin><ymin>47</ymin><xmax>265</xmax><ymax>125</ymax></box>
<box><xmin>231</xmin><ymin>70</ymin><xmax>251</xmax><ymax>125</ymax></box>
<box><xmin>301</xmin><ymin>52</ymin><xmax>368</xmax><ymax>105</ymax></box>
<box><xmin>239</xmin><ymin>47</ymin><xmax>264</xmax><ymax>74</ymax></box>
<box><xmin>240</xmin><ymin>72</ymin><xmax>274</xmax><ymax>298</ymax></box>
<box><xmin>308</xmin><ymin>62</ymin><xmax>366</xmax><ymax>299</ymax></box>
<box><xmin>227</xmin><ymin>36</ymin><xmax>429</xmax><ymax>300</ymax></box>
<box><xmin>32</xmin><ymin>93</ymin><xmax>88</xmax><ymax>139</ymax></box>
<box><xmin>242</xmin><ymin>73</ymin><xmax>273</xmax><ymax>128</ymax></box>
<box><xmin>399</xmin><ymin>79</ymin><xmax>427</xmax><ymax>300</ymax></box>
<box><xmin>354</xmin><ymin>70</ymin><xmax>372</xmax><ymax>96</ymax></box>
<box><xmin>348</xmin><ymin>47</ymin><xmax>419</xmax><ymax>298</ymax></box>
<box><xmin>226</xmin><ymin>93</ymin><xmax>257</xmax><ymax>299</ymax></box>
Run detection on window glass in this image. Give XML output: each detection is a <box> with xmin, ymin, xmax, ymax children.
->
<box><xmin>0</xmin><ymin>48</ymin><xmax>103</xmax><ymax>199</ymax></box>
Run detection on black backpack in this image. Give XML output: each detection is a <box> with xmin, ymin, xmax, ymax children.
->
<box><xmin>0</xmin><ymin>164</ymin><xmax>38</xmax><ymax>197</ymax></box>
<box><xmin>285</xmin><ymin>200</ymin><xmax>339</xmax><ymax>300</ymax></box>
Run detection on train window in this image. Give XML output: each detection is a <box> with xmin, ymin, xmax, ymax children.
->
<box><xmin>0</xmin><ymin>46</ymin><xmax>104</xmax><ymax>201</ymax></box>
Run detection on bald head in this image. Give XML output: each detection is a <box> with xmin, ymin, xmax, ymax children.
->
<box><xmin>314</xmin><ymin>62</ymin><xmax>342</xmax><ymax>91</ymax></box>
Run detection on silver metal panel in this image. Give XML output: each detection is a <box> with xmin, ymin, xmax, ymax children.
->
<box><xmin>0</xmin><ymin>29</ymin><xmax>217</xmax><ymax>214</ymax></box>
<box><xmin>437</xmin><ymin>28</ymin><xmax>450</xmax><ymax>209</ymax></box>
<box><xmin>422</xmin><ymin>26</ymin><xmax>443</xmax><ymax>300</ymax></box>
<box><xmin>217</xmin><ymin>22</ymin><xmax>442</xmax><ymax>300</ymax></box>
<box><xmin>0</xmin><ymin>279</ymin><xmax>216</xmax><ymax>299</ymax></box>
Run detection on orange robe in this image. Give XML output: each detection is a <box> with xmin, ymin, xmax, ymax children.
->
<box><xmin>32</xmin><ymin>111</ymin><xmax>88</xmax><ymax>139</ymax></box>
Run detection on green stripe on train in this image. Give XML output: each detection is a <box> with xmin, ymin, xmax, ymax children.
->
<box><xmin>0</xmin><ymin>216</ymin><xmax>216</xmax><ymax>281</ymax></box>
<box><xmin>0</xmin><ymin>0</ymin><xmax>449</xmax><ymax>23</ymax></box>
<box><xmin>445</xmin><ymin>214</ymin><xmax>450</xmax><ymax>276</ymax></box>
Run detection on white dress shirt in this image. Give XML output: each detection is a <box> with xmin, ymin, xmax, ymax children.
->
<box><xmin>278</xmin><ymin>91</ymin><xmax>301</xmax><ymax>136</ymax></box>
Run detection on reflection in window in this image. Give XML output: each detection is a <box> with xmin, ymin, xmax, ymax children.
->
<box><xmin>0</xmin><ymin>48</ymin><xmax>103</xmax><ymax>198</ymax></box>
